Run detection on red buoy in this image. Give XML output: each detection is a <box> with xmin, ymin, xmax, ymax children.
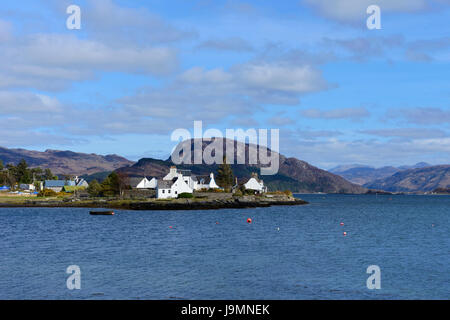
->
<box><xmin>340</xmin><ymin>222</ymin><xmax>345</xmax><ymax>226</ymax></box>
<box><xmin>343</xmin><ymin>232</ymin><xmax>347</xmax><ymax>236</ymax></box>
<box><xmin>247</xmin><ymin>218</ymin><xmax>252</xmax><ymax>224</ymax></box>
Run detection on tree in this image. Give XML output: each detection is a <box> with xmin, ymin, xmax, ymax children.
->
<box><xmin>0</xmin><ymin>159</ymin><xmax>3</xmax><ymax>171</ymax></box>
<box><xmin>216</xmin><ymin>156</ymin><xmax>234</xmax><ymax>190</ymax></box>
<box><xmin>100</xmin><ymin>172</ymin><xmax>128</xmax><ymax>197</ymax></box>
<box><xmin>44</xmin><ymin>168</ymin><xmax>57</xmax><ymax>180</ymax></box>
<box><xmin>17</xmin><ymin>159</ymin><xmax>32</xmax><ymax>184</ymax></box>
<box><xmin>87</xmin><ymin>180</ymin><xmax>102</xmax><ymax>197</ymax></box>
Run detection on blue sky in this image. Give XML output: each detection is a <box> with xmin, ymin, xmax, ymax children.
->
<box><xmin>0</xmin><ymin>0</ymin><xmax>449</xmax><ymax>169</ymax></box>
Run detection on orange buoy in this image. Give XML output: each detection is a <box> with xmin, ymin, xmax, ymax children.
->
<box><xmin>247</xmin><ymin>218</ymin><xmax>252</xmax><ymax>224</ymax></box>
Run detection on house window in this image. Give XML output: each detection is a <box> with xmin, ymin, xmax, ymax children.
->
<box><xmin>162</xmin><ymin>190</ymin><xmax>165</xmax><ymax>194</ymax></box>
<box><xmin>175</xmin><ymin>191</ymin><xmax>178</xmax><ymax>194</ymax></box>
<box><xmin>168</xmin><ymin>190</ymin><xmax>171</xmax><ymax>193</ymax></box>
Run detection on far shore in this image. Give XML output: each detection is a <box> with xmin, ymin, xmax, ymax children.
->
<box><xmin>0</xmin><ymin>193</ymin><xmax>308</xmax><ymax>211</ymax></box>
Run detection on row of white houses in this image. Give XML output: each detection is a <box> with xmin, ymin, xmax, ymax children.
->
<box><xmin>131</xmin><ymin>166</ymin><xmax>266</xmax><ymax>199</ymax></box>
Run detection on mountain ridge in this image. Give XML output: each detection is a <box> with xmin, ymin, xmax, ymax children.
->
<box><xmin>0</xmin><ymin>146</ymin><xmax>134</xmax><ymax>175</ymax></box>
<box><xmin>116</xmin><ymin>138</ymin><xmax>367</xmax><ymax>194</ymax></box>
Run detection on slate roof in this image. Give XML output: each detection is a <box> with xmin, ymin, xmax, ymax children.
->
<box><xmin>197</xmin><ymin>175</ymin><xmax>212</xmax><ymax>184</ymax></box>
<box><xmin>157</xmin><ymin>180</ymin><xmax>174</xmax><ymax>189</ymax></box>
<box><xmin>129</xmin><ymin>177</ymin><xmax>145</xmax><ymax>188</ymax></box>
<box><xmin>45</xmin><ymin>180</ymin><xmax>74</xmax><ymax>187</ymax></box>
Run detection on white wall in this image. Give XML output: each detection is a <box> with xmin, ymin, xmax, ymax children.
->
<box><xmin>244</xmin><ymin>178</ymin><xmax>264</xmax><ymax>192</ymax></box>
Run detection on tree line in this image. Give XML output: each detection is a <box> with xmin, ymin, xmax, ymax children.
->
<box><xmin>0</xmin><ymin>159</ymin><xmax>57</xmax><ymax>187</ymax></box>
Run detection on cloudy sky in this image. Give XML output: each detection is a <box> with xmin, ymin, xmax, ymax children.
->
<box><xmin>0</xmin><ymin>0</ymin><xmax>449</xmax><ymax>169</ymax></box>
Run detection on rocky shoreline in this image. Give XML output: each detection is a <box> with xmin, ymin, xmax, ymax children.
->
<box><xmin>0</xmin><ymin>195</ymin><xmax>308</xmax><ymax>211</ymax></box>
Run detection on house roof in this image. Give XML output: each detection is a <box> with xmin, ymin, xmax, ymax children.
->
<box><xmin>129</xmin><ymin>177</ymin><xmax>145</xmax><ymax>188</ymax></box>
<box><xmin>45</xmin><ymin>180</ymin><xmax>68</xmax><ymax>187</ymax></box>
<box><xmin>177</xmin><ymin>169</ymin><xmax>193</xmax><ymax>177</ymax></box>
<box><xmin>197</xmin><ymin>175</ymin><xmax>212</xmax><ymax>184</ymax></box>
<box><xmin>157</xmin><ymin>180</ymin><xmax>174</xmax><ymax>189</ymax></box>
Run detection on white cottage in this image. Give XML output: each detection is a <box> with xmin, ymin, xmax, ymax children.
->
<box><xmin>197</xmin><ymin>173</ymin><xmax>220</xmax><ymax>190</ymax></box>
<box><xmin>130</xmin><ymin>177</ymin><xmax>157</xmax><ymax>189</ymax></box>
<box><xmin>244</xmin><ymin>173</ymin><xmax>267</xmax><ymax>194</ymax></box>
<box><xmin>164</xmin><ymin>167</ymin><xmax>198</xmax><ymax>190</ymax></box>
<box><xmin>157</xmin><ymin>173</ymin><xmax>193</xmax><ymax>199</ymax></box>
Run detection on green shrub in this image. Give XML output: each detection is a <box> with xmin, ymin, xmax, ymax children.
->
<box><xmin>178</xmin><ymin>193</ymin><xmax>194</xmax><ymax>199</ymax></box>
<box><xmin>38</xmin><ymin>189</ymin><xmax>57</xmax><ymax>197</ymax></box>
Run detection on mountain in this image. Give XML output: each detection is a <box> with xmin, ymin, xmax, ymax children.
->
<box><xmin>364</xmin><ymin>165</ymin><xmax>450</xmax><ymax>193</ymax></box>
<box><xmin>331</xmin><ymin>162</ymin><xmax>433</xmax><ymax>185</ymax></box>
<box><xmin>398</xmin><ymin>162</ymin><xmax>431</xmax><ymax>170</ymax></box>
<box><xmin>117</xmin><ymin>138</ymin><xmax>367</xmax><ymax>194</ymax></box>
<box><xmin>330</xmin><ymin>164</ymin><xmax>373</xmax><ymax>174</ymax></box>
<box><xmin>0</xmin><ymin>146</ymin><xmax>134</xmax><ymax>175</ymax></box>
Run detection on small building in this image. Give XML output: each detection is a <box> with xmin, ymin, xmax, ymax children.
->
<box><xmin>19</xmin><ymin>184</ymin><xmax>36</xmax><ymax>191</ymax></box>
<box><xmin>164</xmin><ymin>166</ymin><xmax>198</xmax><ymax>190</ymax></box>
<box><xmin>44</xmin><ymin>180</ymin><xmax>75</xmax><ymax>192</ymax></box>
<box><xmin>129</xmin><ymin>177</ymin><xmax>157</xmax><ymax>189</ymax></box>
<box><xmin>75</xmin><ymin>177</ymin><xmax>89</xmax><ymax>188</ymax></box>
<box><xmin>157</xmin><ymin>174</ymin><xmax>193</xmax><ymax>199</ymax></box>
<box><xmin>243</xmin><ymin>173</ymin><xmax>267</xmax><ymax>194</ymax></box>
<box><xmin>197</xmin><ymin>173</ymin><xmax>220</xmax><ymax>190</ymax></box>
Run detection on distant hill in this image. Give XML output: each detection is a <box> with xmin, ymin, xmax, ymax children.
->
<box><xmin>330</xmin><ymin>164</ymin><xmax>373</xmax><ymax>173</ymax></box>
<box><xmin>364</xmin><ymin>165</ymin><xmax>450</xmax><ymax>193</ymax></box>
<box><xmin>331</xmin><ymin>162</ymin><xmax>433</xmax><ymax>185</ymax></box>
<box><xmin>117</xmin><ymin>138</ymin><xmax>367</xmax><ymax>194</ymax></box>
<box><xmin>0</xmin><ymin>146</ymin><xmax>134</xmax><ymax>175</ymax></box>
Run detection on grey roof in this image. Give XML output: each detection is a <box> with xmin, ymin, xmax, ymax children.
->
<box><xmin>129</xmin><ymin>177</ymin><xmax>145</xmax><ymax>188</ymax></box>
<box><xmin>45</xmin><ymin>180</ymin><xmax>68</xmax><ymax>187</ymax></box>
<box><xmin>197</xmin><ymin>175</ymin><xmax>212</xmax><ymax>184</ymax></box>
<box><xmin>157</xmin><ymin>180</ymin><xmax>174</xmax><ymax>189</ymax></box>
<box><xmin>177</xmin><ymin>169</ymin><xmax>193</xmax><ymax>176</ymax></box>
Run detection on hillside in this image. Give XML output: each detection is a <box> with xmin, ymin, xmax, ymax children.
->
<box><xmin>0</xmin><ymin>146</ymin><xmax>134</xmax><ymax>175</ymax></box>
<box><xmin>117</xmin><ymin>138</ymin><xmax>367</xmax><ymax>194</ymax></box>
<box><xmin>331</xmin><ymin>162</ymin><xmax>432</xmax><ymax>185</ymax></box>
<box><xmin>364</xmin><ymin>165</ymin><xmax>450</xmax><ymax>193</ymax></box>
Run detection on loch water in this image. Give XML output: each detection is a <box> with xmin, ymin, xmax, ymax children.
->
<box><xmin>0</xmin><ymin>194</ymin><xmax>448</xmax><ymax>299</ymax></box>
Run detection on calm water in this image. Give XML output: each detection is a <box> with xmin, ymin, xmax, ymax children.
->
<box><xmin>0</xmin><ymin>195</ymin><xmax>448</xmax><ymax>300</ymax></box>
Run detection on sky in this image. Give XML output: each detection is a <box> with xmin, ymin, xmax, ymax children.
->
<box><xmin>0</xmin><ymin>0</ymin><xmax>449</xmax><ymax>169</ymax></box>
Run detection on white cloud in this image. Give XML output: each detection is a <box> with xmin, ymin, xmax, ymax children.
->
<box><xmin>196</xmin><ymin>37</ymin><xmax>254</xmax><ymax>52</ymax></box>
<box><xmin>301</xmin><ymin>107</ymin><xmax>370</xmax><ymax>120</ymax></box>
<box><xmin>303</xmin><ymin>0</ymin><xmax>434</xmax><ymax>22</ymax></box>
<box><xmin>0</xmin><ymin>20</ymin><xmax>11</xmax><ymax>42</ymax></box>
<box><xmin>0</xmin><ymin>91</ymin><xmax>62</xmax><ymax>114</ymax></box>
<box><xmin>0</xmin><ymin>34</ymin><xmax>178</xmax><ymax>90</ymax></box>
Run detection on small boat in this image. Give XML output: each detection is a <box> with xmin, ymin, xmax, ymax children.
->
<box><xmin>90</xmin><ymin>211</ymin><xmax>115</xmax><ymax>216</ymax></box>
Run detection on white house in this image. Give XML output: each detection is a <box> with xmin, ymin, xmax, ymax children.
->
<box><xmin>157</xmin><ymin>173</ymin><xmax>193</xmax><ymax>199</ymax></box>
<box><xmin>130</xmin><ymin>177</ymin><xmax>157</xmax><ymax>189</ymax></box>
<box><xmin>19</xmin><ymin>184</ymin><xmax>36</xmax><ymax>191</ymax></box>
<box><xmin>75</xmin><ymin>177</ymin><xmax>89</xmax><ymax>188</ymax></box>
<box><xmin>197</xmin><ymin>173</ymin><xmax>220</xmax><ymax>190</ymax></box>
<box><xmin>164</xmin><ymin>167</ymin><xmax>198</xmax><ymax>190</ymax></box>
<box><xmin>243</xmin><ymin>173</ymin><xmax>267</xmax><ymax>194</ymax></box>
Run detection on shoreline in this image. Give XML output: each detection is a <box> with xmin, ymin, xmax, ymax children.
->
<box><xmin>0</xmin><ymin>196</ymin><xmax>309</xmax><ymax>211</ymax></box>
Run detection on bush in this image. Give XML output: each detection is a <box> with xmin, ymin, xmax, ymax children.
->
<box><xmin>178</xmin><ymin>193</ymin><xmax>194</xmax><ymax>199</ymax></box>
<box><xmin>283</xmin><ymin>190</ymin><xmax>293</xmax><ymax>197</ymax></box>
<box><xmin>38</xmin><ymin>189</ymin><xmax>57</xmax><ymax>197</ymax></box>
<box><xmin>233</xmin><ymin>189</ymin><xmax>243</xmax><ymax>197</ymax></box>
